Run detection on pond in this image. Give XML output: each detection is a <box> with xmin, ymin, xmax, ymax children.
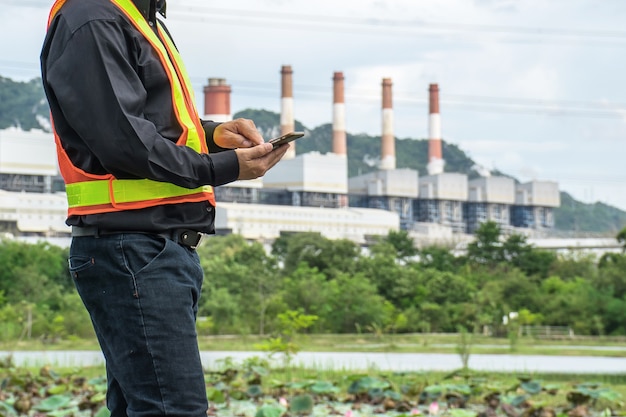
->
<box><xmin>3</xmin><ymin>350</ymin><xmax>626</xmax><ymax>374</ymax></box>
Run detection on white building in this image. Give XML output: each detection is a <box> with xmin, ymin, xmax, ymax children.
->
<box><xmin>215</xmin><ymin>202</ymin><xmax>399</xmax><ymax>243</ymax></box>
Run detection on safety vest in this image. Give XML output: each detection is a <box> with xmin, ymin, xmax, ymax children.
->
<box><xmin>47</xmin><ymin>0</ymin><xmax>215</xmax><ymax>216</ymax></box>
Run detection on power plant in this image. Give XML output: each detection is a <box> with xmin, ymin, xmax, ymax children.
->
<box><xmin>212</xmin><ymin>66</ymin><xmax>559</xmax><ymax>242</ymax></box>
<box><xmin>0</xmin><ymin>65</ymin><xmax>560</xmax><ymax>245</ymax></box>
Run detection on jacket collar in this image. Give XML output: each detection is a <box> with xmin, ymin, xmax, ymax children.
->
<box><xmin>132</xmin><ymin>0</ymin><xmax>151</xmax><ymax>19</ymax></box>
<box><xmin>131</xmin><ymin>0</ymin><xmax>166</xmax><ymax>20</ymax></box>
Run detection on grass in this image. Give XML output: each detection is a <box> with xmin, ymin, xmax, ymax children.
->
<box><xmin>2</xmin><ymin>332</ymin><xmax>626</xmax><ymax>357</ymax></box>
<box><xmin>192</xmin><ymin>332</ymin><xmax>626</xmax><ymax>357</ymax></box>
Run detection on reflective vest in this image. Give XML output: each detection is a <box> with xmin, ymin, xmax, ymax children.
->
<box><xmin>47</xmin><ymin>0</ymin><xmax>215</xmax><ymax>216</ymax></box>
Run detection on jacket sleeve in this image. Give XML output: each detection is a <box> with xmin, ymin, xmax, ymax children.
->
<box><xmin>201</xmin><ymin>120</ymin><xmax>233</xmax><ymax>153</ymax></box>
<box><xmin>44</xmin><ymin>17</ymin><xmax>239</xmax><ymax>187</ymax></box>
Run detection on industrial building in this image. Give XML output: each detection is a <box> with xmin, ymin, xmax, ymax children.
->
<box><xmin>0</xmin><ymin>128</ymin><xmax>67</xmax><ymax>236</ymax></box>
<box><xmin>0</xmin><ymin>65</ymin><xmax>562</xmax><ymax>244</ymax></box>
<box><xmin>512</xmin><ymin>180</ymin><xmax>560</xmax><ymax>229</ymax></box>
<box><xmin>417</xmin><ymin>173</ymin><xmax>468</xmax><ymax>234</ymax></box>
<box><xmin>465</xmin><ymin>176</ymin><xmax>516</xmax><ymax>234</ymax></box>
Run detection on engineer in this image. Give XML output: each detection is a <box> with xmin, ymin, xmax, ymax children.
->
<box><xmin>40</xmin><ymin>0</ymin><xmax>288</xmax><ymax>416</ymax></box>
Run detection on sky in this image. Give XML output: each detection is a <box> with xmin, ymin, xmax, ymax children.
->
<box><xmin>1</xmin><ymin>0</ymin><xmax>625</xmax><ymax>211</ymax></box>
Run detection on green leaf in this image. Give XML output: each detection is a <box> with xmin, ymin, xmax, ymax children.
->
<box><xmin>0</xmin><ymin>401</ymin><xmax>17</xmax><ymax>416</ymax></box>
<box><xmin>384</xmin><ymin>390</ymin><xmax>402</xmax><ymax>401</ymax></box>
<box><xmin>251</xmin><ymin>366</ymin><xmax>269</xmax><ymax>376</ymax></box>
<box><xmin>369</xmin><ymin>387</ymin><xmax>384</xmax><ymax>400</ymax></box>
<box><xmin>90</xmin><ymin>392</ymin><xmax>107</xmax><ymax>403</ymax></box>
<box><xmin>424</xmin><ymin>384</ymin><xmax>444</xmax><ymax>394</ymax></box>
<box><xmin>289</xmin><ymin>394</ymin><xmax>314</xmax><ymax>414</ymax></box>
<box><xmin>33</xmin><ymin>395</ymin><xmax>71</xmax><ymax>411</ymax></box>
<box><xmin>207</xmin><ymin>388</ymin><xmax>226</xmax><ymax>404</ymax></box>
<box><xmin>288</xmin><ymin>381</ymin><xmax>310</xmax><ymax>390</ymax></box>
<box><xmin>510</xmin><ymin>395</ymin><xmax>528</xmax><ymax>407</ymax></box>
<box><xmin>246</xmin><ymin>384</ymin><xmax>263</xmax><ymax>398</ymax></box>
<box><xmin>255</xmin><ymin>405</ymin><xmax>284</xmax><ymax>417</ymax></box>
<box><xmin>94</xmin><ymin>406</ymin><xmax>111</xmax><ymax>417</ymax></box>
<box><xmin>446</xmin><ymin>384</ymin><xmax>472</xmax><ymax>396</ymax></box>
<box><xmin>449</xmin><ymin>410</ymin><xmax>478</xmax><ymax>417</ymax></box>
<box><xmin>597</xmin><ymin>389</ymin><xmax>622</xmax><ymax>403</ymax></box>
<box><xmin>521</xmin><ymin>381</ymin><xmax>542</xmax><ymax>395</ymax></box>
<box><xmin>46</xmin><ymin>385</ymin><xmax>68</xmax><ymax>395</ymax></box>
<box><xmin>47</xmin><ymin>407</ymin><xmax>79</xmax><ymax>417</ymax></box>
<box><xmin>310</xmin><ymin>381</ymin><xmax>339</xmax><ymax>394</ymax></box>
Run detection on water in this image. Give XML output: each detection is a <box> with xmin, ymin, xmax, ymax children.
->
<box><xmin>2</xmin><ymin>350</ymin><xmax>625</xmax><ymax>374</ymax></box>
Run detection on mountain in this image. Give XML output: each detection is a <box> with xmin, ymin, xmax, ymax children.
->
<box><xmin>235</xmin><ymin>108</ymin><xmax>626</xmax><ymax>235</ymax></box>
<box><xmin>0</xmin><ymin>76</ymin><xmax>49</xmax><ymax>131</ymax></box>
<box><xmin>0</xmin><ymin>76</ymin><xmax>624</xmax><ymax>234</ymax></box>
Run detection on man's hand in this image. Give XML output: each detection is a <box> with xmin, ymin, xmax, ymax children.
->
<box><xmin>214</xmin><ymin>118</ymin><xmax>263</xmax><ymax>149</ymax></box>
<box><xmin>235</xmin><ymin>142</ymin><xmax>289</xmax><ymax>180</ymax></box>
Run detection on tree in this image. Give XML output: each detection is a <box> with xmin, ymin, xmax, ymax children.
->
<box><xmin>502</xmin><ymin>234</ymin><xmax>556</xmax><ymax>279</ymax></box>
<box><xmin>467</xmin><ymin>221</ymin><xmax>502</xmax><ymax>266</ymax></box>
<box><xmin>377</xmin><ymin>230</ymin><xmax>418</xmax><ymax>260</ymax></box>
<box><xmin>356</xmin><ymin>242</ymin><xmax>426</xmax><ymax>310</ymax></box>
<box><xmin>197</xmin><ymin>235</ymin><xmax>280</xmax><ymax>334</ymax></box>
<box><xmin>419</xmin><ymin>245</ymin><xmax>460</xmax><ymax>272</ymax></box>
<box><xmin>279</xmin><ymin>264</ymin><xmax>335</xmax><ymax>332</ymax></box>
<box><xmin>323</xmin><ymin>272</ymin><xmax>393</xmax><ymax>333</ymax></box>
<box><xmin>617</xmin><ymin>227</ymin><xmax>626</xmax><ymax>252</ymax></box>
<box><xmin>272</xmin><ymin>232</ymin><xmax>360</xmax><ymax>278</ymax></box>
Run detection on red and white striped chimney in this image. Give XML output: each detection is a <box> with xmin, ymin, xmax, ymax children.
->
<box><xmin>380</xmin><ymin>77</ymin><xmax>395</xmax><ymax>170</ymax></box>
<box><xmin>280</xmin><ymin>65</ymin><xmax>296</xmax><ymax>159</ymax></box>
<box><xmin>203</xmin><ymin>78</ymin><xmax>232</xmax><ymax>122</ymax></box>
<box><xmin>332</xmin><ymin>71</ymin><xmax>347</xmax><ymax>156</ymax></box>
<box><xmin>427</xmin><ymin>83</ymin><xmax>445</xmax><ymax>175</ymax></box>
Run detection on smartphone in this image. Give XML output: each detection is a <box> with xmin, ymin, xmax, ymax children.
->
<box><xmin>269</xmin><ymin>131</ymin><xmax>305</xmax><ymax>149</ymax></box>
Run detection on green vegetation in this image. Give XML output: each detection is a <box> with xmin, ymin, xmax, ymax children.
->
<box><xmin>556</xmin><ymin>193</ymin><xmax>626</xmax><ymax>235</ymax></box>
<box><xmin>1</xmin><ymin>356</ymin><xmax>624</xmax><ymax>417</ymax></box>
<box><xmin>2</xmin><ymin>224</ymin><xmax>626</xmax><ymax>344</ymax></box>
<box><xmin>0</xmin><ymin>76</ymin><xmax>48</xmax><ymax>131</ymax></box>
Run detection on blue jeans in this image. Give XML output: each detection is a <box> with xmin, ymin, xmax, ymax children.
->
<box><xmin>69</xmin><ymin>233</ymin><xmax>207</xmax><ymax>417</ymax></box>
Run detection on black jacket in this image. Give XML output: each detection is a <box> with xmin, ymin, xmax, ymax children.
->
<box><xmin>40</xmin><ymin>0</ymin><xmax>238</xmax><ymax>234</ymax></box>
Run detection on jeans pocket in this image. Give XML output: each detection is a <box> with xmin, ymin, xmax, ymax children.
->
<box><xmin>121</xmin><ymin>234</ymin><xmax>168</xmax><ymax>277</ymax></box>
<box><xmin>68</xmin><ymin>255</ymin><xmax>95</xmax><ymax>279</ymax></box>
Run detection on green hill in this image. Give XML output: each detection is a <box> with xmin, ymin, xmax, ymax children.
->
<box><xmin>0</xmin><ymin>76</ymin><xmax>49</xmax><ymax>130</ymax></box>
<box><xmin>0</xmin><ymin>76</ymin><xmax>623</xmax><ymax>235</ymax></box>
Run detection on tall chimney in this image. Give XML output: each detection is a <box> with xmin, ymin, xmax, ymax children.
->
<box><xmin>280</xmin><ymin>65</ymin><xmax>296</xmax><ymax>159</ymax></box>
<box><xmin>380</xmin><ymin>77</ymin><xmax>396</xmax><ymax>170</ymax></box>
<box><xmin>332</xmin><ymin>71</ymin><xmax>347</xmax><ymax>156</ymax></box>
<box><xmin>427</xmin><ymin>83</ymin><xmax>445</xmax><ymax>175</ymax></box>
<box><xmin>203</xmin><ymin>78</ymin><xmax>231</xmax><ymax>122</ymax></box>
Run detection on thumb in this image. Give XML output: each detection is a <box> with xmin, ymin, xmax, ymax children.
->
<box><xmin>245</xmin><ymin>142</ymin><xmax>273</xmax><ymax>159</ymax></box>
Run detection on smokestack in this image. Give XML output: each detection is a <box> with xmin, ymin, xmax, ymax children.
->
<box><xmin>427</xmin><ymin>83</ymin><xmax>445</xmax><ymax>175</ymax></box>
<box><xmin>280</xmin><ymin>65</ymin><xmax>296</xmax><ymax>159</ymax></box>
<box><xmin>203</xmin><ymin>78</ymin><xmax>231</xmax><ymax>122</ymax></box>
<box><xmin>332</xmin><ymin>71</ymin><xmax>347</xmax><ymax>156</ymax></box>
<box><xmin>380</xmin><ymin>77</ymin><xmax>396</xmax><ymax>170</ymax></box>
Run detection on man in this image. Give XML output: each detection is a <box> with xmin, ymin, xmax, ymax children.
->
<box><xmin>40</xmin><ymin>0</ymin><xmax>288</xmax><ymax>416</ymax></box>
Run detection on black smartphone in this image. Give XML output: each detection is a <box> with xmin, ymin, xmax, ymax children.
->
<box><xmin>268</xmin><ymin>131</ymin><xmax>305</xmax><ymax>149</ymax></box>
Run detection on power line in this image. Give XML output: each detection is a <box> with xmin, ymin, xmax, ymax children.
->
<box><xmin>1</xmin><ymin>62</ymin><xmax>624</xmax><ymax>120</ymax></box>
<box><xmin>168</xmin><ymin>5</ymin><xmax>626</xmax><ymax>46</ymax></box>
<box><xmin>187</xmin><ymin>77</ymin><xmax>626</xmax><ymax>120</ymax></box>
<box><xmin>3</xmin><ymin>0</ymin><xmax>626</xmax><ymax>46</ymax></box>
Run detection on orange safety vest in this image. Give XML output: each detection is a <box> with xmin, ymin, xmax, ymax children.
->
<box><xmin>47</xmin><ymin>0</ymin><xmax>215</xmax><ymax>216</ymax></box>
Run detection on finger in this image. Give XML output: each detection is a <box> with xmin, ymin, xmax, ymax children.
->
<box><xmin>235</xmin><ymin>119</ymin><xmax>264</xmax><ymax>146</ymax></box>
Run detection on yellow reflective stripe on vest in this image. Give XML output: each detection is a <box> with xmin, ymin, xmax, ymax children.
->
<box><xmin>66</xmin><ymin>179</ymin><xmax>213</xmax><ymax>208</ymax></box>
<box><xmin>110</xmin><ymin>0</ymin><xmax>203</xmax><ymax>151</ymax></box>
